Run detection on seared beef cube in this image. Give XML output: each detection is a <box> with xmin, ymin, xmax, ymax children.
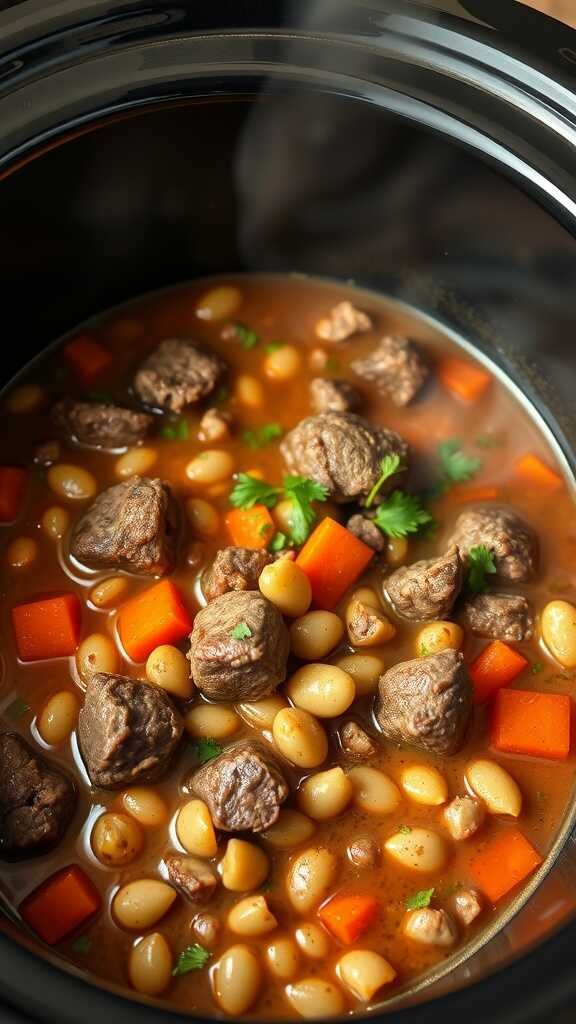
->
<box><xmin>384</xmin><ymin>548</ymin><xmax>463</xmax><ymax>621</ymax></box>
<box><xmin>190</xmin><ymin>740</ymin><xmax>289</xmax><ymax>832</ymax></box>
<box><xmin>165</xmin><ymin>853</ymin><xmax>218</xmax><ymax>906</ymax></box>
<box><xmin>315</xmin><ymin>301</ymin><xmax>372</xmax><ymax>342</ymax></box>
<box><xmin>79</xmin><ymin>672</ymin><xmax>183</xmax><ymax>788</ymax></box>
<box><xmin>461</xmin><ymin>592</ymin><xmax>533</xmax><ymax>642</ymax></box>
<box><xmin>280</xmin><ymin>411</ymin><xmax>407</xmax><ymax>503</ymax></box>
<box><xmin>134</xmin><ymin>338</ymin><xmax>225</xmax><ymax>412</ymax></box>
<box><xmin>345</xmin><ymin>514</ymin><xmax>385</xmax><ymax>553</ymax></box>
<box><xmin>202</xmin><ymin>547</ymin><xmax>272</xmax><ymax>602</ymax></box>
<box><xmin>188</xmin><ymin>591</ymin><xmax>289</xmax><ymax>701</ymax></box>
<box><xmin>70</xmin><ymin>476</ymin><xmax>178</xmax><ymax>576</ymax></box>
<box><xmin>446</xmin><ymin>506</ymin><xmax>537</xmax><ymax>582</ymax></box>
<box><xmin>346</xmin><ymin>595</ymin><xmax>395</xmax><ymax>646</ymax></box>
<box><xmin>53</xmin><ymin>398</ymin><xmax>153</xmax><ymax>449</ymax></box>
<box><xmin>351</xmin><ymin>335</ymin><xmax>429</xmax><ymax>407</ymax></box>
<box><xmin>374</xmin><ymin>649</ymin><xmax>472</xmax><ymax>755</ymax></box>
<box><xmin>310</xmin><ymin>378</ymin><xmax>360</xmax><ymax>413</ymax></box>
<box><xmin>339</xmin><ymin>720</ymin><xmax>377</xmax><ymax>760</ymax></box>
<box><xmin>198</xmin><ymin>407</ymin><xmax>231</xmax><ymax>442</ymax></box>
<box><xmin>0</xmin><ymin>733</ymin><xmax>76</xmax><ymax>858</ymax></box>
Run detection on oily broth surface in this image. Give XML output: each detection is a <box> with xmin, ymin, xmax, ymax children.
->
<box><xmin>0</xmin><ymin>274</ymin><xmax>574</xmax><ymax>1017</ymax></box>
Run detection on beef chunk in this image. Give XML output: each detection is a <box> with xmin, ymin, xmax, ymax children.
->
<box><xmin>461</xmin><ymin>592</ymin><xmax>533</xmax><ymax>642</ymax></box>
<box><xmin>190</xmin><ymin>740</ymin><xmax>289</xmax><ymax>832</ymax></box>
<box><xmin>339</xmin><ymin>720</ymin><xmax>377</xmax><ymax>759</ymax></box>
<box><xmin>79</xmin><ymin>672</ymin><xmax>183</xmax><ymax>788</ymax></box>
<box><xmin>198</xmin><ymin>407</ymin><xmax>231</xmax><ymax>442</ymax></box>
<box><xmin>53</xmin><ymin>398</ymin><xmax>153</xmax><ymax>449</ymax></box>
<box><xmin>446</xmin><ymin>506</ymin><xmax>537</xmax><ymax>582</ymax></box>
<box><xmin>280</xmin><ymin>411</ymin><xmax>408</xmax><ymax>503</ymax></box>
<box><xmin>450</xmin><ymin>888</ymin><xmax>482</xmax><ymax>927</ymax></box>
<box><xmin>164</xmin><ymin>853</ymin><xmax>218</xmax><ymax>906</ymax></box>
<box><xmin>134</xmin><ymin>338</ymin><xmax>225</xmax><ymax>412</ymax></box>
<box><xmin>384</xmin><ymin>548</ymin><xmax>463</xmax><ymax>621</ymax></box>
<box><xmin>346</xmin><ymin>596</ymin><xmax>395</xmax><ymax>646</ymax></box>
<box><xmin>202</xmin><ymin>547</ymin><xmax>273</xmax><ymax>602</ymax></box>
<box><xmin>0</xmin><ymin>733</ymin><xmax>76</xmax><ymax>858</ymax></box>
<box><xmin>70</xmin><ymin>476</ymin><xmax>178</xmax><ymax>576</ymax></box>
<box><xmin>345</xmin><ymin>514</ymin><xmax>385</xmax><ymax>552</ymax></box>
<box><xmin>315</xmin><ymin>301</ymin><xmax>372</xmax><ymax>342</ymax></box>
<box><xmin>404</xmin><ymin>908</ymin><xmax>457</xmax><ymax>947</ymax></box>
<box><xmin>310</xmin><ymin>378</ymin><xmax>360</xmax><ymax>413</ymax></box>
<box><xmin>347</xmin><ymin>836</ymin><xmax>379</xmax><ymax>869</ymax></box>
<box><xmin>374</xmin><ymin>649</ymin><xmax>472</xmax><ymax>755</ymax></box>
<box><xmin>188</xmin><ymin>591</ymin><xmax>289</xmax><ymax>701</ymax></box>
<box><xmin>443</xmin><ymin>795</ymin><xmax>484</xmax><ymax>841</ymax></box>
<box><xmin>351</xmin><ymin>335</ymin><xmax>429</xmax><ymax>407</ymax></box>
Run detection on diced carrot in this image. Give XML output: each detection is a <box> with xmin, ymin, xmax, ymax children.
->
<box><xmin>491</xmin><ymin>688</ymin><xmax>571</xmax><ymax>760</ymax></box>
<box><xmin>0</xmin><ymin>466</ymin><xmax>26</xmax><ymax>522</ymax></box>
<box><xmin>469</xmin><ymin>829</ymin><xmax>543</xmax><ymax>904</ymax></box>
<box><xmin>515</xmin><ymin>453</ymin><xmax>563</xmax><ymax>493</ymax></box>
<box><xmin>438</xmin><ymin>357</ymin><xmax>491</xmax><ymax>403</ymax></box>
<box><xmin>225</xmin><ymin>505</ymin><xmax>274</xmax><ymax>549</ymax></box>
<box><xmin>296</xmin><ymin>517</ymin><xmax>374</xmax><ymax>610</ymax></box>
<box><xmin>318</xmin><ymin>891</ymin><xmax>379</xmax><ymax>945</ymax></box>
<box><xmin>63</xmin><ymin>334</ymin><xmax>112</xmax><ymax>384</ymax></box>
<box><xmin>118</xmin><ymin>579</ymin><xmax>193</xmax><ymax>662</ymax></box>
<box><xmin>20</xmin><ymin>865</ymin><xmax>101</xmax><ymax>945</ymax></box>
<box><xmin>469</xmin><ymin>640</ymin><xmax>528</xmax><ymax>704</ymax></box>
<box><xmin>450</xmin><ymin>485</ymin><xmax>499</xmax><ymax>504</ymax></box>
<box><xmin>12</xmin><ymin>593</ymin><xmax>82</xmax><ymax>661</ymax></box>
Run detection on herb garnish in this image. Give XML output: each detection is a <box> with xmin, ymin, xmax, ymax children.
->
<box><xmin>172</xmin><ymin>943</ymin><xmax>212</xmax><ymax>976</ymax></box>
<box><xmin>438</xmin><ymin>439</ymin><xmax>481</xmax><ymax>487</ymax></box>
<box><xmin>230</xmin><ymin>622</ymin><xmax>252</xmax><ymax>640</ymax></box>
<box><xmin>241</xmin><ymin>423</ymin><xmax>283</xmax><ymax>450</ymax></box>
<box><xmin>373</xmin><ymin>491</ymin><xmax>434</xmax><ymax>539</ymax></box>
<box><xmin>229</xmin><ymin>474</ymin><xmax>282</xmax><ymax>510</ymax></box>
<box><xmin>265</xmin><ymin>341</ymin><xmax>285</xmax><ymax>354</ymax></box>
<box><xmin>269</xmin><ymin>532</ymin><xmax>289</xmax><ymax>553</ymax></box>
<box><xmin>234</xmin><ymin>323</ymin><xmax>259</xmax><ymax>350</ymax></box>
<box><xmin>229</xmin><ymin>473</ymin><xmax>328</xmax><ymax>546</ymax></box>
<box><xmin>466</xmin><ymin>544</ymin><xmax>497</xmax><ymax>594</ymax></box>
<box><xmin>405</xmin><ymin>887</ymin><xmax>435</xmax><ymax>911</ymax></box>
<box><xmin>191</xmin><ymin>737</ymin><xmax>224</xmax><ymax>764</ymax></box>
<box><xmin>365</xmin><ymin>453</ymin><xmax>403</xmax><ymax>509</ymax></box>
<box><xmin>531</xmin><ymin>662</ymin><xmax>543</xmax><ymax>675</ymax></box>
<box><xmin>161</xmin><ymin>418</ymin><xmax>189</xmax><ymax>441</ymax></box>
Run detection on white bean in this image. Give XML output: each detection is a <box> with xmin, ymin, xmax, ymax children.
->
<box><xmin>122</xmin><ymin>787</ymin><xmax>169</xmax><ymax>828</ymax></box>
<box><xmin>129</xmin><ymin>932</ymin><xmax>173</xmax><ymax>996</ymax></box>
<box><xmin>184</xmin><ymin>702</ymin><xmax>240</xmax><ymax>739</ymax></box>
<box><xmin>186</xmin><ymin>497</ymin><xmax>220</xmax><ymax>537</ymax></box>
<box><xmin>286</xmin><ymin>664</ymin><xmax>355</xmax><ymax>718</ymax></box>
<box><xmin>334</xmin><ymin>653</ymin><xmax>384</xmax><ymax>696</ymax></box>
<box><xmin>236</xmin><ymin>695</ymin><xmax>288</xmax><ymax>731</ymax></box>
<box><xmin>348</xmin><ymin>766</ymin><xmax>401</xmax><ymax>815</ymax></box>
<box><xmin>261</xmin><ymin>809</ymin><xmax>316</xmax><ymax>849</ymax></box>
<box><xmin>297</xmin><ymin>767</ymin><xmax>352</xmax><ymax>820</ymax></box>
<box><xmin>116</xmin><ymin>447</ymin><xmax>158</xmax><ymax>478</ymax></box>
<box><xmin>266</xmin><ymin>937</ymin><xmax>300</xmax><ymax>980</ymax></box>
<box><xmin>146</xmin><ymin>644</ymin><xmax>192</xmax><ymax>699</ymax></box>
<box><xmin>92</xmin><ymin>812</ymin><xmax>143</xmax><ymax>867</ymax></box>
<box><xmin>400</xmin><ymin>764</ymin><xmax>448</xmax><ymax>807</ymax></box>
<box><xmin>235</xmin><ymin>374</ymin><xmax>264</xmax><ymax>408</ymax></box>
<box><xmin>541</xmin><ymin>599</ymin><xmax>576</xmax><ymax>668</ymax></box>
<box><xmin>196</xmin><ymin>285</ymin><xmax>243</xmax><ymax>321</ymax></box>
<box><xmin>272</xmin><ymin>707</ymin><xmax>328</xmax><ymax>768</ymax></box>
<box><xmin>465</xmin><ymin>759</ymin><xmax>522</xmax><ymax>817</ymax></box>
<box><xmin>384</xmin><ymin>827</ymin><xmax>447</xmax><ymax>874</ymax></box>
<box><xmin>38</xmin><ymin>690</ymin><xmax>79</xmax><ymax>745</ymax></box>
<box><xmin>47</xmin><ymin>464</ymin><xmax>97</xmax><ymax>501</ymax></box>
<box><xmin>90</xmin><ymin>576</ymin><xmax>129</xmax><ymax>609</ymax></box>
<box><xmin>285</xmin><ymin>978</ymin><xmax>344</xmax><ymax>1019</ymax></box>
<box><xmin>259</xmin><ymin>559</ymin><xmax>312</xmax><ymax>618</ymax></box>
<box><xmin>76</xmin><ymin>632</ymin><xmax>120</xmax><ymax>682</ymax></box>
<box><xmin>264</xmin><ymin>345</ymin><xmax>302</xmax><ymax>381</ymax></box>
<box><xmin>416</xmin><ymin>621</ymin><xmax>463</xmax><ymax>656</ymax></box>
<box><xmin>7</xmin><ymin>537</ymin><xmax>38</xmax><ymax>570</ymax></box>
<box><xmin>286</xmin><ymin>847</ymin><xmax>338</xmax><ymax>913</ymax></box>
<box><xmin>290</xmin><ymin>611</ymin><xmax>344</xmax><ymax>660</ymax></box>
<box><xmin>186</xmin><ymin>449</ymin><xmax>235</xmax><ymax>485</ymax></box>
<box><xmin>41</xmin><ymin>505</ymin><xmax>70</xmax><ymax>539</ymax></box>
<box><xmin>294</xmin><ymin>922</ymin><xmax>330</xmax><ymax>960</ymax></box>
<box><xmin>176</xmin><ymin>799</ymin><xmax>218</xmax><ymax>857</ymax></box>
<box><xmin>228</xmin><ymin>894</ymin><xmax>277</xmax><ymax>936</ymax></box>
<box><xmin>113</xmin><ymin>879</ymin><xmax>177</xmax><ymax>930</ymax></box>
<box><xmin>337</xmin><ymin>950</ymin><xmax>397</xmax><ymax>1001</ymax></box>
<box><xmin>220</xmin><ymin>838</ymin><xmax>269</xmax><ymax>891</ymax></box>
<box><xmin>212</xmin><ymin>944</ymin><xmax>261</xmax><ymax>1015</ymax></box>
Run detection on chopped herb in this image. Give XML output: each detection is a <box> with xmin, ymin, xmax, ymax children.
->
<box><xmin>405</xmin><ymin>887</ymin><xmax>435</xmax><ymax>911</ymax></box>
<box><xmin>269</xmin><ymin>531</ymin><xmax>289</xmax><ymax>553</ymax></box>
<box><xmin>234</xmin><ymin>323</ymin><xmax>259</xmax><ymax>350</ymax></box>
<box><xmin>531</xmin><ymin>661</ymin><xmax>543</xmax><ymax>675</ymax></box>
<box><xmin>191</xmin><ymin>737</ymin><xmax>223</xmax><ymax>764</ymax></box>
<box><xmin>86</xmin><ymin>390</ymin><xmax>114</xmax><ymax>404</ymax></box>
<box><xmin>419</xmin><ymin>643</ymin><xmax>429</xmax><ymax>657</ymax></box>
<box><xmin>476</xmin><ymin>433</ymin><xmax>504</xmax><ymax>449</ymax></box>
<box><xmin>398</xmin><ymin>824</ymin><xmax>412</xmax><ymax>835</ymax></box>
<box><xmin>373</xmin><ymin>491</ymin><xmax>435</xmax><ymax>539</ymax></box>
<box><xmin>241</xmin><ymin>422</ymin><xmax>283</xmax><ymax>450</ymax></box>
<box><xmin>172</xmin><ymin>943</ymin><xmax>212</xmax><ymax>976</ymax></box>
<box><xmin>467</xmin><ymin>544</ymin><xmax>497</xmax><ymax>594</ymax></box>
<box><xmin>365</xmin><ymin>453</ymin><xmax>404</xmax><ymax>509</ymax></box>
<box><xmin>265</xmin><ymin>341</ymin><xmax>285</xmax><ymax>354</ymax></box>
<box><xmin>161</xmin><ymin>418</ymin><xmax>189</xmax><ymax>441</ymax></box>
<box><xmin>283</xmin><ymin>475</ymin><xmax>329</xmax><ymax>545</ymax></box>
<box><xmin>6</xmin><ymin>696</ymin><xmax>30</xmax><ymax>721</ymax></box>
<box><xmin>230</xmin><ymin>622</ymin><xmax>252</xmax><ymax>640</ymax></box>
<box><xmin>438</xmin><ymin>439</ymin><xmax>481</xmax><ymax>487</ymax></box>
<box><xmin>71</xmin><ymin>936</ymin><xmax>92</xmax><ymax>954</ymax></box>
<box><xmin>325</xmin><ymin>356</ymin><xmax>340</xmax><ymax>372</ymax></box>
<box><xmin>229</xmin><ymin>474</ymin><xmax>282</xmax><ymax>510</ymax></box>
<box><xmin>258</xmin><ymin>521</ymin><xmax>273</xmax><ymax>537</ymax></box>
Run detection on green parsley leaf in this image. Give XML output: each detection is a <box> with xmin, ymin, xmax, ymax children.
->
<box><xmin>398</xmin><ymin>824</ymin><xmax>412</xmax><ymax>835</ymax></box>
<box><xmin>467</xmin><ymin>544</ymin><xmax>497</xmax><ymax>594</ymax></box>
<box><xmin>192</xmin><ymin>737</ymin><xmax>223</xmax><ymax>764</ymax></box>
<box><xmin>265</xmin><ymin>341</ymin><xmax>285</xmax><ymax>354</ymax></box>
<box><xmin>6</xmin><ymin>696</ymin><xmax>30</xmax><ymax>721</ymax></box>
<box><xmin>71</xmin><ymin>936</ymin><xmax>91</xmax><ymax>954</ymax></box>
<box><xmin>161</xmin><ymin>418</ymin><xmax>189</xmax><ymax>441</ymax></box>
<box><xmin>531</xmin><ymin>661</ymin><xmax>543</xmax><ymax>675</ymax></box>
<box><xmin>172</xmin><ymin>943</ymin><xmax>211</xmax><ymax>976</ymax></box>
<box><xmin>419</xmin><ymin>642</ymin><xmax>429</xmax><ymax>657</ymax></box>
<box><xmin>259</xmin><ymin>521</ymin><xmax>273</xmax><ymax>538</ymax></box>
<box><xmin>438</xmin><ymin>439</ymin><xmax>481</xmax><ymax>485</ymax></box>
<box><xmin>269</xmin><ymin>532</ymin><xmax>288</xmax><ymax>553</ymax></box>
<box><xmin>241</xmin><ymin>422</ymin><xmax>283</xmax><ymax>450</ymax></box>
<box><xmin>365</xmin><ymin>453</ymin><xmax>403</xmax><ymax>509</ymax></box>
<box><xmin>283</xmin><ymin>475</ymin><xmax>329</xmax><ymax>545</ymax></box>
<box><xmin>373</xmin><ymin>491</ymin><xmax>434</xmax><ymax>539</ymax></box>
<box><xmin>230</xmin><ymin>622</ymin><xmax>252</xmax><ymax>640</ymax></box>
<box><xmin>234</xmin><ymin>323</ymin><xmax>259</xmax><ymax>350</ymax></box>
<box><xmin>405</xmin><ymin>887</ymin><xmax>434</xmax><ymax>911</ymax></box>
<box><xmin>229</xmin><ymin>474</ymin><xmax>282</xmax><ymax>510</ymax></box>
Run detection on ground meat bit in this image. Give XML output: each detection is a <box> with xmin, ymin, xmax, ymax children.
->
<box><xmin>0</xmin><ymin>733</ymin><xmax>76</xmax><ymax>859</ymax></box>
<box><xmin>450</xmin><ymin>888</ymin><xmax>482</xmax><ymax>927</ymax></box>
<box><xmin>461</xmin><ymin>592</ymin><xmax>533</xmax><ymax>642</ymax></box>
<box><xmin>374</xmin><ymin>649</ymin><xmax>472</xmax><ymax>755</ymax></box>
<box><xmin>351</xmin><ymin>335</ymin><xmax>429</xmax><ymax>407</ymax></box>
<box><xmin>52</xmin><ymin>398</ymin><xmax>153</xmax><ymax>449</ymax></box>
<box><xmin>404</xmin><ymin>908</ymin><xmax>458</xmax><ymax>947</ymax></box>
<box><xmin>280</xmin><ymin>411</ymin><xmax>408</xmax><ymax>503</ymax></box>
<box><xmin>309</xmin><ymin>377</ymin><xmax>361</xmax><ymax>413</ymax></box>
<box><xmin>315</xmin><ymin>300</ymin><xmax>372</xmax><ymax>342</ymax></box>
<box><xmin>198</xmin><ymin>407</ymin><xmax>231</xmax><ymax>442</ymax></box>
<box><xmin>79</xmin><ymin>672</ymin><xmax>183</xmax><ymax>789</ymax></box>
<box><xmin>384</xmin><ymin>548</ymin><xmax>463</xmax><ymax>621</ymax></box>
<box><xmin>443</xmin><ymin>795</ymin><xmax>484</xmax><ymax>841</ymax></box>
<box><xmin>70</xmin><ymin>476</ymin><xmax>178</xmax><ymax>576</ymax></box>
<box><xmin>346</xmin><ymin>514</ymin><xmax>385</xmax><ymax>552</ymax></box>
<box><xmin>347</xmin><ymin>835</ymin><xmax>380</xmax><ymax>869</ymax></box>
<box><xmin>346</xmin><ymin>597</ymin><xmax>395</xmax><ymax>646</ymax></box>
<box><xmin>133</xmin><ymin>338</ymin><xmax>225</xmax><ymax>412</ymax></box>
<box><xmin>339</xmin><ymin>720</ymin><xmax>377</xmax><ymax>759</ymax></box>
<box><xmin>188</xmin><ymin>591</ymin><xmax>289</xmax><ymax>701</ymax></box>
<box><xmin>446</xmin><ymin>506</ymin><xmax>537</xmax><ymax>582</ymax></box>
<box><xmin>202</xmin><ymin>547</ymin><xmax>273</xmax><ymax>602</ymax></box>
<box><xmin>192</xmin><ymin>912</ymin><xmax>221</xmax><ymax>948</ymax></box>
<box><xmin>189</xmin><ymin>740</ymin><xmax>289</xmax><ymax>832</ymax></box>
<box><xmin>164</xmin><ymin>853</ymin><xmax>218</xmax><ymax>906</ymax></box>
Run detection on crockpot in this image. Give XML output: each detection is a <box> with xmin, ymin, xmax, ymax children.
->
<box><xmin>1</xmin><ymin>1</ymin><xmax>576</xmax><ymax>1021</ymax></box>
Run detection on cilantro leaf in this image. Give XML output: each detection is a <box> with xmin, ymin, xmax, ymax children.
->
<box><xmin>405</xmin><ymin>887</ymin><xmax>434</xmax><ymax>911</ymax></box>
<box><xmin>265</xmin><ymin>341</ymin><xmax>284</xmax><ymax>354</ymax></box>
<box><xmin>6</xmin><ymin>696</ymin><xmax>30</xmax><ymax>721</ymax></box>
<box><xmin>241</xmin><ymin>423</ymin><xmax>283</xmax><ymax>450</ymax></box>
<box><xmin>229</xmin><ymin>474</ymin><xmax>282</xmax><ymax>510</ymax></box>
<box><xmin>230</xmin><ymin>622</ymin><xmax>252</xmax><ymax>640</ymax></box>
<box><xmin>172</xmin><ymin>943</ymin><xmax>211</xmax><ymax>976</ymax></box>
<box><xmin>365</xmin><ymin>453</ymin><xmax>404</xmax><ymax>509</ymax></box>
<box><xmin>438</xmin><ymin>439</ymin><xmax>481</xmax><ymax>485</ymax></box>
<box><xmin>269</xmin><ymin>532</ymin><xmax>288</xmax><ymax>553</ymax></box>
<box><xmin>283</xmin><ymin>475</ymin><xmax>329</xmax><ymax>545</ymax></box>
<box><xmin>161</xmin><ymin>417</ymin><xmax>188</xmax><ymax>441</ymax></box>
<box><xmin>192</xmin><ymin>737</ymin><xmax>223</xmax><ymax>764</ymax></box>
<box><xmin>373</xmin><ymin>491</ymin><xmax>434</xmax><ymax>539</ymax></box>
<box><xmin>467</xmin><ymin>544</ymin><xmax>497</xmax><ymax>594</ymax></box>
<box><xmin>531</xmin><ymin>661</ymin><xmax>543</xmax><ymax>675</ymax></box>
<box><xmin>234</xmin><ymin>323</ymin><xmax>259</xmax><ymax>350</ymax></box>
